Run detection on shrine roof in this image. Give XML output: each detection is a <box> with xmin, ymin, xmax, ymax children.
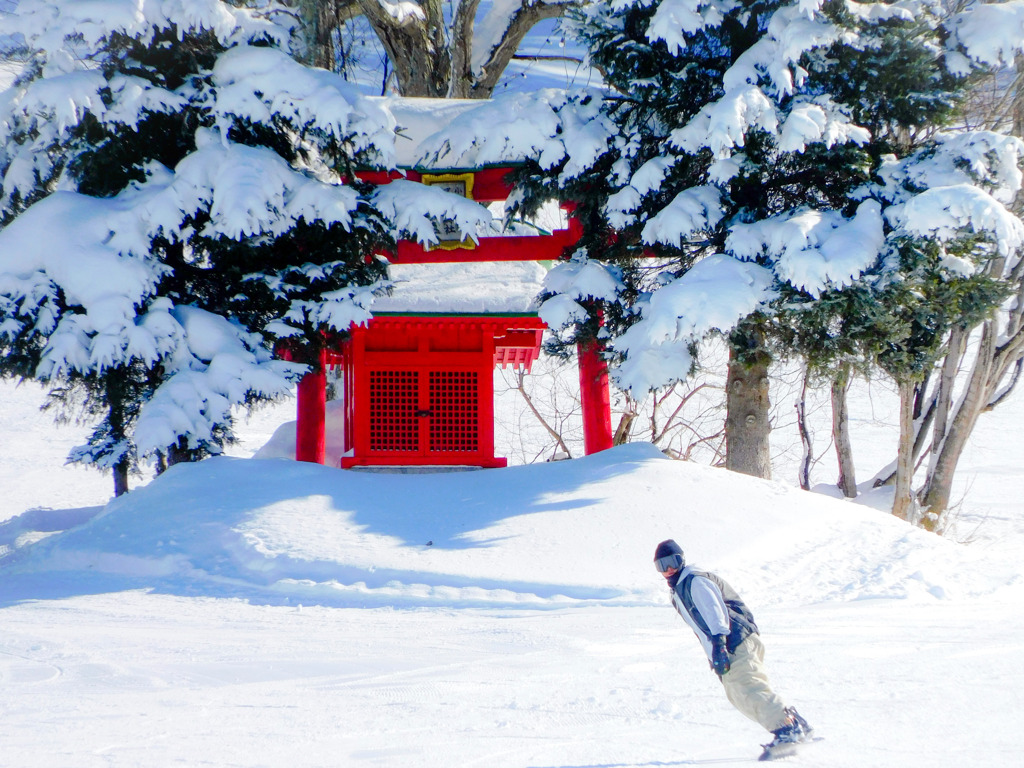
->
<box><xmin>373</xmin><ymin>260</ymin><xmax>547</xmax><ymax>315</ymax></box>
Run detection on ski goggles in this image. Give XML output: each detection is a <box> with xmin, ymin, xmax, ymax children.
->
<box><xmin>654</xmin><ymin>553</ymin><xmax>684</xmax><ymax>573</ymax></box>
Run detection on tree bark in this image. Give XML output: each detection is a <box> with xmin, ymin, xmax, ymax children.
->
<box><xmin>892</xmin><ymin>379</ymin><xmax>917</xmax><ymax>522</ymax></box>
<box><xmin>919</xmin><ymin>322</ymin><xmax>1004</xmax><ymax>530</ymax></box>
<box><xmin>112</xmin><ymin>462</ymin><xmax>130</xmax><ymax>497</ymax></box>
<box><xmin>795</xmin><ymin>368</ymin><xmax>812</xmax><ymax>491</ymax></box>
<box><xmin>358</xmin><ymin>0</ymin><xmax>450</xmax><ymax>97</ymax></box>
<box><xmin>923</xmin><ymin>324</ymin><xmax>967</xmax><ymax>498</ymax></box>
<box><xmin>831</xmin><ymin>363</ymin><xmax>857</xmax><ymax>498</ymax></box>
<box><xmin>106</xmin><ymin>370</ymin><xmax>132</xmax><ymax>497</ymax></box>
<box><xmin>461</xmin><ymin>2</ymin><xmax>571</xmax><ymax>98</ymax></box>
<box><xmin>1015</xmin><ymin>52</ymin><xmax>1024</xmax><ymax>214</ymax></box>
<box><xmin>313</xmin><ymin>0</ymin><xmax>576</xmax><ymax>98</ymax></box>
<box><xmin>448</xmin><ymin>0</ymin><xmax>482</xmax><ymax>97</ymax></box>
<box><xmin>725</xmin><ymin>328</ymin><xmax>772</xmax><ymax>479</ymax></box>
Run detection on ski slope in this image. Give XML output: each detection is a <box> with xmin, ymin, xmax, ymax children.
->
<box><xmin>1</xmin><ymin>378</ymin><xmax>1023</xmax><ymax>767</ymax></box>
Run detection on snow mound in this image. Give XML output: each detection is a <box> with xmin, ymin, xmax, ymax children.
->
<box><xmin>1</xmin><ymin>444</ymin><xmax>1017</xmax><ymax>608</ymax></box>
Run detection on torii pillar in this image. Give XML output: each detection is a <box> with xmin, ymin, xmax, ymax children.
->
<box><xmin>578</xmin><ymin>338</ymin><xmax>614</xmax><ymax>454</ymax></box>
<box><xmin>295</xmin><ymin>350</ymin><xmax>327</xmax><ymax>464</ymax></box>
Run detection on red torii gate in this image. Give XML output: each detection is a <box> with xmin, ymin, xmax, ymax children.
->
<box><xmin>294</xmin><ymin>165</ymin><xmax>613</xmax><ymax>468</ymax></box>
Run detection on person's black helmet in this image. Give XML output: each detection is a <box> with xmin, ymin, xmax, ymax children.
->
<box><xmin>654</xmin><ymin>539</ymin><xmax>685</xmax><ymax>573</ymax></box>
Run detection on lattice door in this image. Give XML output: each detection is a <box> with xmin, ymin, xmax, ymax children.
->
<box><xmin>368</xmin><ymin>370</ymin><xmax>420</xmax><ymax>453</ymax></box>
<box><xmin>428</xmin><ymin>371</ymin><xmax>480</xmax><ymax>454</ymax></box>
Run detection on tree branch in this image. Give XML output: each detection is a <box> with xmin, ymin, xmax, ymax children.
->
<box><xmin>470</xmin><ymin>1</ymin><xmax>578</xmax><ymax>99</ymax></box>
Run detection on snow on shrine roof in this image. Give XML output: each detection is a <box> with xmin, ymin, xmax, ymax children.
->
<box><xmin>377</xmin><ymin>94</ymin><xmax>571</xmax><ymax>171</ymax></box>
<box><xmin>373</xmin><ymin>261</ymin><xmax>547</xmax><ymax>315</ymax></box>
<box><xmin>377</xmin><ymin>98</ymin><xmax>489</xmax><ymax>170</ymax></box>
<box><xmin>374</xmin><ymin>91</ymin><xmax>610</xmax><ymax>182</ymax></box>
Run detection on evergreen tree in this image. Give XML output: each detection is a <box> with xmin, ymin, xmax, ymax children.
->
<box><xmin>0</xmin><ymin>1</ymin><xmax>414</xmax><ymax>493</ymax></box>
<box><xmin>492</xmin><ymin>0</ymin><xmax>1024</xmax><ymax>500</ymax></box>
<box><xmin>512</xmin><ymin>0</ymin><xmax>891</xmax><ymax>478</ymax></box>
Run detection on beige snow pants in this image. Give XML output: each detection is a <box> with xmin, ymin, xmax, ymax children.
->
<box><xmin>719</xmin><ymin>633</ymin><xmax>790</xmax><ymax>732</ymax></box>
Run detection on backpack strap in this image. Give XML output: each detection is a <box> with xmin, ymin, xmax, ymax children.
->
<box><xmin>678</xmin><ymin>573</ymin><xmax>713</xmax><ymax>638</ymax></box>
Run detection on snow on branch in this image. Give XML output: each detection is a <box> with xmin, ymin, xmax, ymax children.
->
<box><xmin>898</xmin><ymin>132</ymin><xmax>1024</xmax><ymax>206</ymax></box>
<box><xmin>652</xmin><ymin>2</ymin><xmax>872</xmax><ymax>160</ymax></box>
<box><xmin>606</xmin><ymin>156</ymin><xmax>677</xmax><ymax>228</ymax></box>
<box><xmin>874</xmin><ymin>131</ymin><xmax>1024</xmax><ymax>262</ymax></box>
<box><xmin>269</xmin><ymin>281</ymin><xmax>384</xmax><ymax>339</ymax></box>
<box><xmin>611</xmin><ymin>255</ymin><xmax>776</xmax><ymax>394</ymax></box>
<box><xmin>0</xmin><ymin>127</ymin><xmax>378</xmax><ymax>381</ymax></box>
<box><xmin>371</xmin><ymin>179</ymin><xmax>495</xmax><ymax>247</ymax></box>
<box><xmin>778</xmin><ymin>97</ymin><xmax>870</xmax><ymax>153</ymax></box>
<box><xmin>543</xmin><ymin>256</ymin><xmax>624</xmax><ymax>303</ymax></box>
<box><xmin>6</xmin><ymin>69</ymin><xmax>107</xmax><ymax>134</ymax></box>
<box><xmin>161</xmin><ymin>131</ymin><xmax>363</xmax><ymax>241</ymax></box>
<box><xmin>890</xmin><ymin>185</ymin><xmax>1024</xmax><ymax>260</ymax></box>
<box><xmin>211</xmin><ymin>46</ymin><xmax>396</xmax><ymax>167</ymax></box>
<box><xmin>134</xmin><ymin>304</ymin><xmax>305</xmax><ymax>458</ymax></box>
<box><xmin>374</xmin><ymin>0</ymin><xmax>427</xmax><ymax>25</ymax></box>
<box><xmin>536</xmin><ymin>255</ymin><xmax>624</xmax><ymax>340</ymax></box>
<box><xmin>0</xmin><ymin>189</ymin><xmax>167</xmax><ymax>378</ymax></box>
<box><xmin>945</xmin><ymin>0</ymin><xmax>1024</xmax><ymax>71</ymax></box>
<box><xmin>620</xmin><ymin>254</ymin><xmax>775</xmax><ymax>348</ymax></box>
<box><xmin>727</xmin><ymin>201</ymin><xmax>886</xmax><ymax>296</ymax></box>
<box><xmin>3</xmin><ymin>0</ymin><xmax>289</xmax><ymax>55</ymax></box>
<box><xmin>646</xmin><ymin>0</ymin><xmax>731</xmax><ymax>55</ymax></box>
<box><xmin>641</xmin><ymin>186</ymin><xmax>723</xmax><ymax>248</ymax></box>
<box><xmin>670</xmin><ymin>85</ymin><xmax>778</xmax><ymax>158</ymax></box>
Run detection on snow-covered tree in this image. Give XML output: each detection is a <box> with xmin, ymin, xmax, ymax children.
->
<box><xmin>0</xmin><ymin>0</ymin><xmax>492</xmax><ymax>494</ymax></box>
<box><xmin>549</xmin><ymin>0</ymin><xmax>1024</xmax><ymax>520</ymax></box>
<box><xmin>414</xmin><ymin>0</ymin><xmax>1024</xmax><ymax>523</ymax></box>
<box><xmin>505</xmin><ymin>0</ymin><xmax>900</xmax><ymax>480</ymax></box>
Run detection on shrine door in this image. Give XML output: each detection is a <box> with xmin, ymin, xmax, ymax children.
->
<box><xmin>366</xmin><ymin>367</ymin><xmax>491</xmax><ymax>462</ymax></box>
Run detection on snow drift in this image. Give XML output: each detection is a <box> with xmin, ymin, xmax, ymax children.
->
<box><xmin>1</xmin><ymin>443</ymin><xmax>1016</xmax><ymax>610</ymax></box>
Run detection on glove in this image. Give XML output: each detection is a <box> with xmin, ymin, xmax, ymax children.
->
<box><xmin>711</xmin><ymin>635</ymin><xmax>731</xmax><ymax>677</ymax></box>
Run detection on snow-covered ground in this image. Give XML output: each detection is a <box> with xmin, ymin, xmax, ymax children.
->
<box><xmin>1</xmin><ymin>376</ymin><xmax>1023</xmax><ymax>767</ymax></box>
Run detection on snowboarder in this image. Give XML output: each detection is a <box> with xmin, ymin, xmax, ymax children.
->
<box><xmin>653</xmin><ymin>539</ymin><xmax>813</xmax><ymax>760</ymax></box>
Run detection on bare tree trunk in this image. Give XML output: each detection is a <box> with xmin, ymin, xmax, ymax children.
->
<box><xmin>917</xmin><ymin>349</ymin><xmax>987</xmax><ymax>530</ymax></box>
<box><xmin>613</xmin><ymin>410</ymin><xmax>636</xmax><ymax>445</ymax></box>
<box><xmin>892</xmin><ymin>379</ymin><xmax>918</xmax><ymax>522</ymax></box>
<box><xmin>831</xmin><ymin>362</ymin><xmax>857</xmax><ymax>498</ymax></box>
<box><xmin>112</xmin><ymin>462</ymin><xmax>129</xmax><ymax>497</ymax></box>
<box><xmin>1015</xmin><ymin>53</ymin><xmax>1024</xmax><ymax>207</ymax></box>
<box><xmin>448</xmin><ymin>0</ymin><xmax>482</xmax><ymax>97</ymax></box>
<box><xmin>105</xmin><ymin>371</ymin><xmax>132</xmax><ymax>497</ymax></box>
<box><xmin>358</xmin><ymin>0</ymin><xmax>450</xmax><ymax>96</ymax></box>
<box><xmin>307</xmin><ymin>0</ymin><xmax>576</xmax><ymax>98</ymax></box>
<box><xmin>916</xmin><ymin>248</ymin><xmax>1024</xmax><ymax>528</ymax></box>
<box><xmin>871</xmin><ymin>379</ymin><xmax>937</xmax><ymax>489</ymax></box>
<box><xmin>918</xmin><ymin>321</ymin><xmax>1024</xmax><ymax>529</ymax></box>
<box><xmin>725</xmin><ymin>328</ymin><xmax>772</xmax><ymax>479</ymax></box>
<box><xmin>922</xmin><ymin>324</ymin><xmax>968</xmax><ymax>508</ymax></box>
<box><xmin>921</xmin><ymin>323</ymin><xmax>966</xmax><ymax>528</ymax></box>
<box><xmin>887</xmin><ymin>52</ymin><xmax>1024</xmax><ymax>529</ymax></box>
<box><xmin>461</xmin><ymin>2</ymin><xmax>571</xmax><ymax>98</ymax></box>
<box><xmin>290</xmin><ymin>1</ymin><xmax>361</xmax><ymax>69</ymax></box>
<box><xmin>795</xmin><ymin>368</ymin><xmax>812</xmax><ymax>491</ymax></box>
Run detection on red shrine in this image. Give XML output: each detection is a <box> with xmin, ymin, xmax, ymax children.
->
<box><xmin>292</xmin><ymin>164</ymin><xmax>613</xmax><ymax>470</ymax></box>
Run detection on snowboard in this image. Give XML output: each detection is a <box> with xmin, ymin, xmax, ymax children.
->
<box><xmin>758</xmin><ymin>736</ymin><xmax>822</xmax><ymax>761</ymax></box>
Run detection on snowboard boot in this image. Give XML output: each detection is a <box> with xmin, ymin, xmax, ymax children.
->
<box><xmin>768</xmin><ymin>707</ymin><xmax>813</xmax><ymax>746</ymax></box>
<box><xmin>759</xmin><ymin>709</ymin><xmax>814</xmax><ymax>761</ymax></box>
<box><xmin>784</xmin><ymin>707</ymin><xmax>813</xmax><ymax>739</ymax></box>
